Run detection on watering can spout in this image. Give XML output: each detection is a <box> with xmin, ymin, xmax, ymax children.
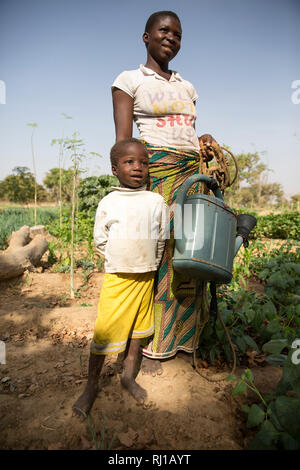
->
<box><xmin>234</xmin><ymin>214</ymin><xmax>257</xmax><ymax>256</ymax></box>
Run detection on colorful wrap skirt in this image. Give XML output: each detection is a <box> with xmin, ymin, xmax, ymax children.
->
<box><xmin>142</xmin><ymin>143</ymin><xmax>202</xmax><ymax>359</ymax></box>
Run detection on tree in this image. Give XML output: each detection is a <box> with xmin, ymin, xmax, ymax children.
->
<box><xmin>291</xmin><ymin>194</ymin><xmax>300</xmax><ymax>210</ymax></box>
<box><xmin>226</xmin><ymin>151</ymin><xmax>279</xmax><ymax>207</ymax></box>
<box><xmin>260</xmin><ymin>182</ymin><xmax>284</xmax><ymax>206</ymax></box>
<box><xmin>36</xmin><ymin>183</ymin><xmax>49</xmax><ymax>202</ymax></box>
<box><xmin>0</xmin><ymin>180</ymin><xmax>6</xmax><ymax>200</ymax></box>
<box><xmin>43</xmin><ymin>167</ymin><xmax>74</xmax><ymax>202</ymax></box>
<box><xmin>232</xmin><ymin>152</ymin><xmax>268</xmax><ymax>188</ymax></box>
<box><xmin>1</xmin><ymin>167</ymin><xmax>35</xmax><ymax>203</ymax></box>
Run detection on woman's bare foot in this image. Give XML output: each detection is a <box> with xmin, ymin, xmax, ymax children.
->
<box><xmin>72</xmin><ymin>383</ymin><xmax>98</xmax><ymax>419</ymax></box>
<box><xmin>120</xmin><ymin>375</ymin><xmax>147</xmax><ymax>403</ymax></box>
<box><xmin>141</xmin><ymin>357</ymin><xmax>163</xmax><ymax>376</ymax></box>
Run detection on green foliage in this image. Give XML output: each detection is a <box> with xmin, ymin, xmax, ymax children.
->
<box><xmin>47</xmin><ymin>240</ymin><xmax>58</xmax><ymax>265</ymax></box>
<box><xmin>227</xmin><ymin>348</ymin><xmax>300</xmax><ymax>450</ymax></box>
<box><xmin>231</xmin><ymin>210</ymin><xmax>300</xmax><ymax>240</ymax></box>
<box><xmin>216</xmin><ymin>241</ymin><xmax>300</xmax><ymax>449</ymax></box>
<box><xmin>199</xmin><ymin>287</ymin><xmax>263</xmax><ymax>364</ymax></box>
<box><xmin>0</xmin><ymin>167</ymin><xmax>50</xmax><ymax>203</ymax></box>
<box><xmin>226</xmin><ymin>150</ymin><xmax>284</xmax><ymax>206</ymax></box>
<box><xmin>78</xmin><ymin>175</ymin><xmax>119</xmax><ymax>212</ymax></box>
<box><xmin>47</xmin><ymin>206</ymin><xmax>94</xmax><ymax>244</ymax></box>
<box><xmin>43</xmin><ymin>167</ymin><xmax>74</xmax><ymax>202</ymax></box>
<box><xmin>58</xmin><ymin>131</ymin><xmax>101</xmax><ymax>298</ymax></box>
<box><xmin>252</xmin><ymin>212</ymin><xmax>300</xmax><ymax>240</ymax></box>
<box><xmin>198</xmin><ymin>241</ymin><xmax>300</xmax><ymax>366</ymax></box>
<box><xmin>250</xmin><ymin>242</ymin><xmax>300</xmax><ymax>348</ymax></box>
<box><xmin>291</xmin><ymin>194</ymin><xmax>300</xmax><ymax>211</ymax></box>
<box><xmin>46</xmin><ymin>208</ymin><xmax>103</xmax><ymax>277</ymax></box>
<box><xmin>0</xmin><ymin>167</ymin><xmax>35</xmax><ymax>203</ymax></box>
<box><xmin>229</xmin><ymin>151</ymin><xmax>268</xmax><ymax>188</ymax></box>
<box><xmin>47</xmin><ymin>174</ymin><xmax>118</xmax><ymax>262</ymax></box>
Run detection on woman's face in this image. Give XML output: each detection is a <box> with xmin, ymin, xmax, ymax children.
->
<box><xmin>143</xmin><ymin>16</ymin><xmax>182</xmax><ymax>64</ymax></box>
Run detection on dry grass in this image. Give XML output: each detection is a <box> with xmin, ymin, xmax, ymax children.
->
<box><xmin>0</xmin><ymin>201</ymin><xmax>58</xmax><ymax>209</ymax></box>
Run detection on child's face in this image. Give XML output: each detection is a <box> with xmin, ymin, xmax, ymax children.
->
<box><xmin>112</xmin><ymin>143</ymin><xmax>149</xmax><ymax>189</ymax></box>
<box><xmin>143</xmin><ymin>16</ymin><xmax>182</xmax><ymax>63</ymax></box>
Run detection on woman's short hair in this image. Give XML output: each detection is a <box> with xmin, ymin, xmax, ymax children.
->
<box><xmin>144</xmin><ymin>11</ymin><xmax>181</xmax><ymax>33</ymax></box>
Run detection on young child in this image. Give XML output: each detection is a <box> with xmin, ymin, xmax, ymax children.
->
<box><xmin>72</xmin><ymin>138</ymin><xmax>168</xmax><ymax>417</ymax></box>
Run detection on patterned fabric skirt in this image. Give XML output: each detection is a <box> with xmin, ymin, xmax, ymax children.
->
<box><xmin>142</xmin><ymin>143</ymin><xmax>202</xmax><ymax>359</ymax></box>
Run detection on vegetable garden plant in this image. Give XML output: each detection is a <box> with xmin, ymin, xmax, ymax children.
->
<box><xmin>207</xmin><ymin>240</ymin><xmax>300</xmax><ymax>450</ymax></box>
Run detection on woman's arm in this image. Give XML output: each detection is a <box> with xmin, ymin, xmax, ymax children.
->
<box><xmin>112</xmin><ymin>88</ymin><xmax>134</xmax><ymax>142</ymax></box>
<box><xmin>199</xmin><ymin>133</ymin><xmax>219</xmax><ymax>162</ymax></box>
<box><xmin>193</xmin><ymin>101</ymin><xmax>218</xmax><ymax>159</ymax></box>
<box><xmin>199</xmin><ymin>134</ymin><xmax>218</xmax><ymax>146</ymax></box>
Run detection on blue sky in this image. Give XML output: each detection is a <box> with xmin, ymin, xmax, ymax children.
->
<box><xmin>0</xmin><ymin>0</ymin><xmax>299</xmax><ymax>196</ymax></box>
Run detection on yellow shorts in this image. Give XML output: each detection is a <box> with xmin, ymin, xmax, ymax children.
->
<box><xmin>90</xmin><ymin>271</ymin><xmax>155</xmax><ymax>355</ymax></box>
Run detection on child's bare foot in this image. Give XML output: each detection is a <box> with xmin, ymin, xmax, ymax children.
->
<box><xmin>121</xmin><ymin>375</ymin><xmax>147</xmax><ymax>403</ymax></box>
<box><xmin>72</xmin><ymin>384</ymin><xmax>98</xmax><ymax>419</ymax></box>
<box><xmin>141</xmin><ymin>357</ymin><xmax>163</xmax><ymax>376</ymax></box>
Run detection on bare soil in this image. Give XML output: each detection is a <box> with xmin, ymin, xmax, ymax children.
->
<box><xmin>0</xmin><ymin>271</ymin><xmax>282</xmax><ymax>450</ymax></box>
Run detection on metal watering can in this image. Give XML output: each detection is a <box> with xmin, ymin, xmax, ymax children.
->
<box><xmin>173</xmin><ymin>174</ymin><xmax>257</xmax><ymax>284</ymax></box>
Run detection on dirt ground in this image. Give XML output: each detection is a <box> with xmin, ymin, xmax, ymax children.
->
<box><xmin>0</xmin><ymin>270</ymin><xmax>283</xmax><ymax>451</ymax></box>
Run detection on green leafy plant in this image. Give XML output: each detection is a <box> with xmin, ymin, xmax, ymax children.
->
<box><xmin>230</xmin><ymin>240</ymin><xmax>264</xmax><ymax>289</ymax></box>
<box><xmin>47</xmin><ymin>241</ymin><xmax>58</xmax><ymax>266</ymax></box>
<box><xmin>78</xmin><ymin>175</ymin><xmax>119</xmax><ymax>212</ymax></box>
<box><xmin>252</xmin><ymin>212</ymin><xmax>300</xmax><ymax>240</ymax></box>
<box><xmin>198</xmin><ymin>241</ymin><xmax>300</xmax><ymax>366</ymax></box>
<box><xmin>226</xmin><ymin>347</ymin><xmax>300</xmax><ymax>450</ymax></box>
<box><xmin>62</xmin><ymin>132</ymin><xmax>101</xmax><ymax>298</ymax></box>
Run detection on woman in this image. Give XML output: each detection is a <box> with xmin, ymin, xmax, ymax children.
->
<box><xmin>111</xmin><ymin>10</ymin><xmax>218</xmax><ymax>373</ymax></box>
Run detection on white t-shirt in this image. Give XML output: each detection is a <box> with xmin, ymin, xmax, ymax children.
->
<box><xmin>112</xmin><ymin>65</ymin><xmax>200</xmax><ymax>152</ymax></box>
<box><xmin>93</xmin><ymin>186</ymin><xmax>169</xmax><ymax>273</ymax></box>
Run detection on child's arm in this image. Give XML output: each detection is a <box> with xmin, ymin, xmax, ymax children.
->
<box><xmin>93</xmin><ymin>201</ymin><xmax>109</xmax><ymax>257</ymax></box>
<box><xmin>156</xmin><ymin>201</ymin><xmax>169</xmax><ymax>266</ymax></box>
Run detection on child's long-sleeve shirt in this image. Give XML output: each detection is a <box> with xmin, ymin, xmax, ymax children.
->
<box><xmin>93</xmin><ymin>186</ymin><xmax>169</xmax><ymax>273</ymax></box>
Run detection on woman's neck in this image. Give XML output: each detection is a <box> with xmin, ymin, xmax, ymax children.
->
<box><xmin>144</xmin><ymin>56</ymin><xmax>171</xmax><ymax>80</ymax></box>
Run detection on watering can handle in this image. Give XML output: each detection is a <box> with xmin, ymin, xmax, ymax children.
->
<box><xmin>176</xmin><ymin>174</ymin><xmax>224</xmax><ymax>208</ymax></box>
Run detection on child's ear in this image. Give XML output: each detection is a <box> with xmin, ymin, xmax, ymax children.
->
<box><xmin>111</xmin><ymin>164</ymin><xmax>117</xmax><ymax>176</ymax></box>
